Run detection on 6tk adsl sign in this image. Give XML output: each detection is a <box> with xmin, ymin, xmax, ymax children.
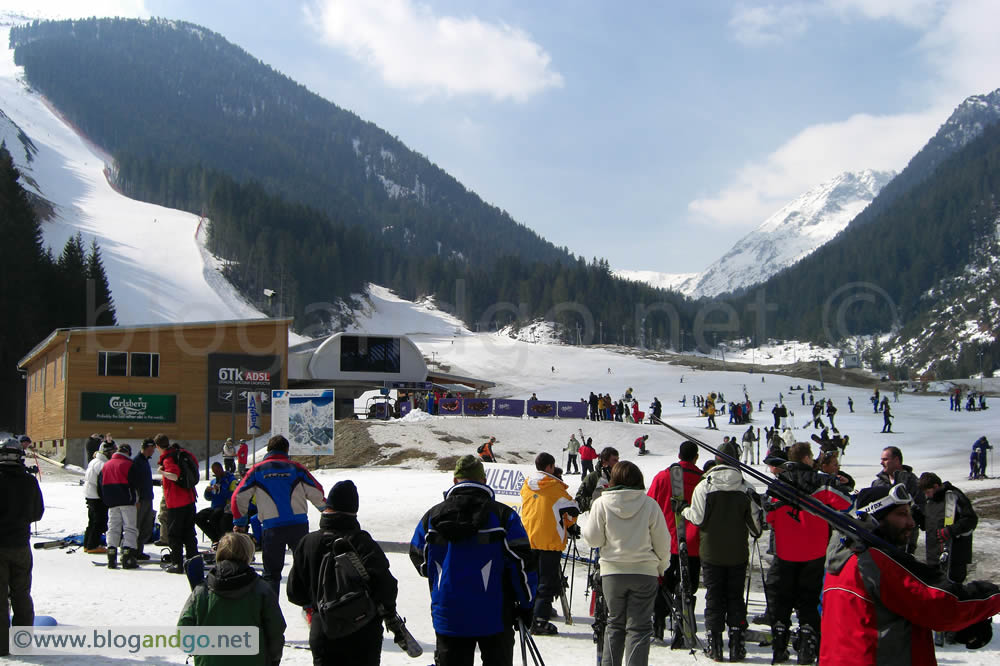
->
<box><xmin>207</xmin><ymin>354</ymin><xmax>281</xmax><ymax>413</ymax></box>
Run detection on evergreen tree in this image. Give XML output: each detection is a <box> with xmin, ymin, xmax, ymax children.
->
<box><xmin>57</xmin><ymin>233</ymin><xmax>88</xmax><ymax>326</ymax></box>
<box><xmin>87</xmin><ymin>238</ymin><xmax>117</xmax><ymax>326</ymax></box>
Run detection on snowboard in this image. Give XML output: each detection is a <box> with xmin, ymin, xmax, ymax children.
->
<box><xmin>670</xmin><ymin>464</ymin><xmax>698</xmax><ymax>649</ymax></box>
<box><xmin>383</xmin><ymin>612</ymin><xmax>424</xmax><ymax>658</ymax></box>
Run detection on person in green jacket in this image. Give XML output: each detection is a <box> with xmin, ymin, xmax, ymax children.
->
<box><xmin>178</xmin><ymin>532</ymin><xmax>286</xmax><ymax>665</ymax></box>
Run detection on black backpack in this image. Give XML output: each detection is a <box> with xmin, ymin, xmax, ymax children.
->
<box><xmin>316</xmin><ymin>537</ymin><xmax>379</xmax><ymax>639</ymax></box>
<box><xmin>172</xmin><ymin>449</ymin><xmax>200</xmax><ymax>490</ymax></box>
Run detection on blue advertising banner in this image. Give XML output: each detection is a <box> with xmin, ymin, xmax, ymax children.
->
<box><xmin>399</xmin><ymin>401</ymin><xmax>412</xmax><ymax>417</ymax></box>
<box><xmin>494</xmin><ymin>399</ymin><xmax>525</xmax><ymax>418</ymax></box>
<box><xmin>462</xmin><ymin>398</ymin><xmax>493</xmax><ymax>416</ymax></box>
<box><xmin>437</xmin><ymin>398</ymin><xmax>462</xmax><ymax>415</ymax></box>
<box><xmin>526</xmin><ymin>400</ymin><xmax>557</xmax><ymax>418</ymax></box>
<box><xmin>557</xmin><ymin>401</ymin><xmax>588</xmax><ymax>419</ymax></box>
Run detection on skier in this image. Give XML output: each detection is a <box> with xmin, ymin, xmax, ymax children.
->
<box><xmin>741</xmin><ymin>426</ymin><xmax>757</xmax><ymax>465</ymax></box>
<box><xmin>976</xmin><ymin>437</ymin><xmax>992</xmax><ymax>478</ymax></box>
<box><xmin>236</xmin><ymin>438</ymin><xmax>249</xmax><ymax>477</ymax></box>
<box><xmin>221</xmin><ymin>437</ymin><xmax>237</xmax><ymax>474</ymax></box>
<box><xmin>0</xmin><ymin>439</ymin><xmax>45</xmax><ymax>657</ymax></box>
<box><xmin>821</xmin><ymin>485</ymin><xmax>1000</xmax><ymax>665</ymax></box>
<box><xmin>564</xmin><ymin>433</ymin><xmax>580</xmax><ymax>474</ymax></box>
<box><xmin>918</xmin><ymin>473</ymin><xmax>978</xmax><ymax>584</ymax></box>
<box><xmin>647</xmin><ymin>441</ymin><xmax>703</xmax><ymax>648</ymax></box>
<box><xmin>83</xmin><ymin>439</ymin><xmax>115</xmax><ymax>554</ymax></box>
<box><xmin>680</xmin><ymin>441</ymin><xmax>763</xmax><ymax>661</ymax></box>
<box><xmin>477</xmin><ymin>436</ymin><xmax>498</xmax><ymax>463</ymax></box>
<box><xmin>579</xmin><ymin>437</ymin><xmax>598</xmax><ymax>478</ymax></box>
<box><xmin>847</xmin><ymin>396</ymin><xmax>854</xmax><ymax>413</ymax></box>
<box><xmin>706</xmin><ymin>400</ymin><xmax>718</xmax><ymax>430</ymax></box>
<box><xmin>766</xmin><ymin>443</ymin><xmax>852</xmax><ymax>664</ymax></box>
<box><xmin>826</xmin><ymin>400</ymin><xmax>837</xmax><ymax>430</ymax></box>
<box><xmin>881</xmin><ymin>403</ymin><xmax>893</xmax><ymax>433</ymax></box>
<box><xmin>969</xmin><ymin>444</ymin><xmax>981</xmax><ymax>480</ymax></box>
<box><xmin>772</xmin><ymin>404</ymin><xmax>782</xmax><ymax>429</ymax></box>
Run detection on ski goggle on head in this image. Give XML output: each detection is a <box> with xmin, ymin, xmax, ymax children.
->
<box><xmin>857</xmin><ymin>484</ymin><xmax>912</xmax><ymax>516</ymax></box>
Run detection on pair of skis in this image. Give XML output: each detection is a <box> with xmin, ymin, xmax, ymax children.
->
<box><xmin>669</xmin><ymin>463</ymin><xmax>699</xmax><ymax>651</ymax></box>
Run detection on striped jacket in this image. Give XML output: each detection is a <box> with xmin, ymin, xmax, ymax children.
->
<box><xmin>231</xmin><ymin>452</ymin><xmax>324</xmax><ymax>530</ymax></box>
<box><xmin>410</xmin><ymin>482</ymin><xmax>535</xmax><ymax>637</ymax></box>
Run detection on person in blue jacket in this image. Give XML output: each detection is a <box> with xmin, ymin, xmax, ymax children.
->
<box><xmin>410</xmin><ymin>455</ymin><xmax>536</xmax><ymax>666</ymax></box>
<box><xmin>231</xmin><ymin>435</ymin><xmax>325</xmax><ymax>597</ymax></box>
<box><xmin>195</xmin><ymin>462</ymin><xmax>238</xmax><ymax>545</ymax></box>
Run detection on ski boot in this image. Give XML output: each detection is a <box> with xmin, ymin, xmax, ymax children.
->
<box><xmin>772</xmin><ymin>622</ymin><xmax>790</xmax><ymax>664</ymax></box>
<box><xmin>729</xmin><ymin>626</ymin><xmax>747</xmax><ymax>662</ymax></box>
<box><xmin>530</xmin><ymin>619</ymin><xmax>558</xmax><ymax>636</ymax></box>
<box><xmin>795</xmin><ymin>625</ymin><xmax>817</xmax><ymax>665</ymax></box>
<box><xmin>121</xmin><ymin>547</ymin><xmax>139</xmax><ymax>570</ymax></box>
<box><xmin>106</xmin><ymin>546</ymin><xmax>118</xmax><ymax>569</ymax></box>
<box><xmin>705</xmin><ymin>631</ymin><xmax>725</xmax><ymax>662</ymax></box>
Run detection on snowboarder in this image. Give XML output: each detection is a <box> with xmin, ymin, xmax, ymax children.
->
<box><xmin>634</xmin><ymin>435</ymin><xmax>649</xmax><ymax>456</ymax></box>
<box><xmin>917</xmin><ymin>472</ymin><xmax>978</xmax><ymax>584</ymax></box>
<box><xmin>477</xmin><ymin>436</ymin><xmax>498</xmax><ymax>463</ymax></box>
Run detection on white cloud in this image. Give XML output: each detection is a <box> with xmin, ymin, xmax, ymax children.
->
<box><xmin>688</xmin><ymin>108</ymin><xmax>947</xmax><ymax>228</ymax></box>
<box><xmin>698</xmin><ymin>0</ymin><xmax>1000</xmax><ymax>229</ymax></box>
<box><xmin>303</xmin><ymin>0</ymin><xmax>563</xmax><ymax>102</ymax></box>
<box><xmin>1</xmin><ymin>0</ymin><xmax>149</xmax><ymax>20</ymax></box>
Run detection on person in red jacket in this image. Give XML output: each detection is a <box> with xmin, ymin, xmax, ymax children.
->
<box><xmin>236</xmin><ymin>439</ymin><xmax>249</xmax><ymax>477</ymax></box>
<box><xmin>100</xmin><ymin>443</ymin><xmax>143</xmax><ymax>569</ymax></box>
<box><xmin>820</xmin><ymin>484</ymin><xmax>1000</xmax><ymax>666</ymax></box>
<box><xmin>647</xmin><ymin>440</ymin><xmax>703</xmax><ymax>647</ymax></box>
<box><xmin>154</xmin><ymin>433</ymin><xmax>199</xmax><ymax>574</ymax></box>
<box><xmin>765</xmin><ymin>442</ymin><xmax>851</xmax><ymax>664</ymax></box>
<box><xmin>578</xmin><ymin>436</ymin><xmax>598</xmax><ymax>478</ymax></box>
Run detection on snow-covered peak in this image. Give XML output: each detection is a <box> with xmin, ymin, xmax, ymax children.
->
<box><xmin>936</xmin><ymin>88</ymin><xmax>1000</xmax><ymax>148</ymax></box>
<box><xmin>665</xmin><ymin>169</ymin><xmax>894</xmax><ymax>299</ymax></box>
<box><xmin>612</xmin><ymin>269</ymin><xmax>698</xmax><ymax>293</ymax></box>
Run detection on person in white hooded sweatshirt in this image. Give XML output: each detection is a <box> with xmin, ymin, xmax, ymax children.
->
<box><xmin>583</xmin><ymin>460</ymin><xmax>671</xmax><ymax>666</ymax></box>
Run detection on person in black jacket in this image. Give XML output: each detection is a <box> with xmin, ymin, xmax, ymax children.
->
<box><xmin>918</xmin><ymin>473</ymin><xmax>978</xmax><ymax>581</ymax></box>
<box><xmin>1</xmin><ymin>439</ymin><xmax>45</xmax><ymax>656</ymax></box>
<box><xmin>287</xmin><ymin>480</ymin><xmax>398</xmax><ymax>666</ymax></box>
<box><xmin>133</xmin><ymin>438</ymin><xmax>156</xmax><ymax>560</ymax></box>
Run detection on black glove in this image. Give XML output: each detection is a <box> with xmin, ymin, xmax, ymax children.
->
<box><xmin>514</xmin><ymin>604</ymin><xmax>534</xmax><ymax>628</ymax></box>
<box><xmin>567</xmin><ymin>524</ymin><xmax>581</xmax><ymax>539</ymax></box>
<box><xmin>670</xmin><ymin>497</ymin><xmax>689</xmax><ymax>514</ymax></box>
<box><xmin>955</xmin><ymin>618</ymin><xmax>993</xmax><ymax>649</ymax></box>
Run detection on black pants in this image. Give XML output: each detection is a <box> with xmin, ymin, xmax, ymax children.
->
<box><xmin>566</xmin><ymin>454</ymin><xmax>579</xmax><ymax>474</ymax></box>
<box><xmin>167</xmin><ymin>503</ymin><xmax>199</xmax><ymax>565</ymax></box>
<box><xmin>262</xmin><ymin>522</ymin><xmax>309</xmax><ymax>598</ymax></box>
<box><xmin>1</xmin><ymin>546</ymin><xmax>33</xmax><ymax>654</ymax></box>
<box><xmin>769</xmin><ymin>556</ymin><xmax>823</xmax><ymax>631</ymax></box>
<box><xmin>311</xmin><ymin>615</ymin><xmax>383</xmax><ymax>665</ymax></box>
<box><xmin>435</xmin><ymin>630</ymin><xmax>515</xmax><ymax>666</ymax></box>
<box><xmin>223</xmin><ymin>458</ymin><xmax>236</xmax><ymax>474</ymax></box>
<box><xmin>194</xmin><ymin>507</ymin><xmax>233</xmax><ymax>543</ymax></box>
<box><xmin>581</xmin><ymin>459</ymin><xmax>595</xmax><ymax>477</ymax></box>
<box><xmin>84</xmin><ymin>498</ymin><xmax>108</xmax><ymax>550</ymax></box>
<box><xmin>533</xmin><ymin>550</ymin><xmax>562</xmax><ymax>622</ymax></box>
<box><xmin>135</xmin><ymin>498</ymin><xmax>154</xmax><ymax>554</ymax></box>
<box><xmin>702</xmin><ymin>562</ymin><xmax>747</xmax><ymax>632</ymax></box>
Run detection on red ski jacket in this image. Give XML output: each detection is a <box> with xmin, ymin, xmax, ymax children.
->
<box><xmin>647</xmin><ymin>461</ymin><xmax>702</xmax><ymax>556</ymax></box>
<box><xmin>767</xmin><ymin>463</ymin><xmax>851</xmax><ymax>561</ymax></box>
<box><xmin>159</xmin><ymin>447</ymin><xmax>197</xmax><ymax>509</ymax></box>
<box><xmin>821</xmin><ymin>544</ymin><xmax>1000</xmax><ymax>665</ymax></box>
<box><xmin>579</xmin><ymin>444</ymin><xmax>598</xmax><ymax>461</ymax></box>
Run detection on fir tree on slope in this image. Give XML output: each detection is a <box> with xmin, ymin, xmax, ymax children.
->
<box><xmin>86</xmin><ymin>238</ymin><xmax>116</xmax><ymax>326</ymax></box>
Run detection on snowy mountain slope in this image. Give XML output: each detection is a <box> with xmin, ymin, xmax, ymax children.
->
<box><xmin>613</xmin><ymin>269</ymin><xmax>698</xmax><ymax>293</ymax></box>
<box><xmin>687</xmin><ymin>170</ymin><xmax>894</xmax><ymax>298</ymax></box>
<box><xmin>0</xmin><ymin>24</ymin><xmax>272</xmax><ymax>328</ymax></box>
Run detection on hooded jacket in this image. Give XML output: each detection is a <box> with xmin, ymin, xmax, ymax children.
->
<box><xmin>232</xmin><ymin>452</ymin><xmax>325</xmax><ymax>529</ymax></box>
<box><xmin>409</xmin><ymin>481</ymin><xmax>535</xmax><ymax>637</ymax></box>
<box><xmin>84</xmin><ymin>451</ymin><xmax>109</xmax><ymax>500</ymax></box>
<box><xmin>821</xmin><ymin>531</ymin><xmax>1000</xmax><ymax>666</ymax></box>
<box><xmin>178</xmin><ymin>560</ymin><xmax>286</xmax><ymax>666</ymax></box>
<box><xmin>0</xmin><ymin>461</ymin><xmax>44</xmax><ymax>548</ymax></box>
<box><xmin>521</xmin><ymin>470</ymin><xmax>579</xmax><ymax>551</ymax></box>
<box><xmin>922</xmin><ymin>482</ymin><xmax>977</xmax><ymax>568</ymax></box>
<box><xmin>682</xmin><ymin>464</ymin><xmax>762</xmax><ymax>566</ymax></box>
<box><xmin>647</xmin><ymin>461</ymin><xmax>702</xmax><ymax>556</ymax></box>
<box><xmin>160</xmin><ymin>446</ymin><xmax>198</xmax><ymax>509</ymax></box>
<box><xmin>287</xmin><ymin>512</ymin><xmax>397</xmax><ymax>645</ymax></box>
<box><xmin>100</xmin><ymin>451</ymin><xmax>142</xmax><ymax>508</ymax></box>
<box><xmin>582</xmin><ymin>487</ymin><xmax>670</xmax><ymax>577</ymax></box>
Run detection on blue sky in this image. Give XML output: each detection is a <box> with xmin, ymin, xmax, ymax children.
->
<box><xmin>12</xmin><ymin>1</ymin><xmax>1000</xmax><ymax>273</ymax></box>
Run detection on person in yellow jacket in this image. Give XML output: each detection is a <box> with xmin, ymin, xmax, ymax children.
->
<box><xmin>521</xmin><ymin>452</ymin><xmax>580</xmax><ymax>636</ymax></box>
<box><xmin>706</xmin><ymin>399</ymin><xmax>718</xmax><ymax>430</ymax></box>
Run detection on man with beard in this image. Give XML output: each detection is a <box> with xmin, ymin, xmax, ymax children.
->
<box><xmin>820</xmin><ymin>484</ymin><xmax>1000</xmax><ymax>664</ymax></box>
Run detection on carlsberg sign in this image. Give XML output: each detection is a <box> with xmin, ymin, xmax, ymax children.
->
<box><xmin>81</xmin><ymin>392</ymin><xmax>177</xmax><ymax>423</ymax></box>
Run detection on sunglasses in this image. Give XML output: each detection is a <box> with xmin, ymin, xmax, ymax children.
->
<box><xmin>858</xmin><ymin>484</ymin><xmax>912</xmax><ymax>516</ymax></box>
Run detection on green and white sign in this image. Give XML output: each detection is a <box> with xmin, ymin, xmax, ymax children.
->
<box><xmin>80</xmin><ymin>392</ymin><xmax>177</xmax><ymax>423</ymax></box>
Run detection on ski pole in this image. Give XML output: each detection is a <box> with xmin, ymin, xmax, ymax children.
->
<box><xmin>519</xmin><ymin>618</ymin><xmax>529</xmax><ymax>666</ymax></box>
<box><xmin>754</xmin><ymin>538</ymin><xmax>769</xmax><ymax>601</ymax></box>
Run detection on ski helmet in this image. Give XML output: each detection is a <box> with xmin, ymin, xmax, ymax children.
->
<box><xmin>0</xmin><ymin>438</ymin><xmax>26</xmax><ymax>465</ymax></box>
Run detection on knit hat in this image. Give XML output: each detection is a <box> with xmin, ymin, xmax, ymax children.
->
<box><xmin>99</xmin><ymin>440</ymin><xmax>116</xmax><ymax>457</ymax></box>
<box><xmin>454</xmin><ymin>454</ymin><xmax>486</xmax><ymax>481</ymax></box>
<box><xmin>325</xmin><ymin>480</ymin><xmax>359</xmax><ymax>514</ymax></box>
<box><xmin>115</xmin><ymin>442</ymin><xmax>132</xmax><ymax>456</ymax></box>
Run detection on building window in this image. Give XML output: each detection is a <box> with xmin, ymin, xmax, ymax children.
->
<box><xmin>130</xmin><ymin>352</ymin><xmax>160</xmax><ymax>378</ymax></box>
<box><xmin>98</xmin><ymin>351</ymin><xmax>128</xmax><ymax>376</ymax></box>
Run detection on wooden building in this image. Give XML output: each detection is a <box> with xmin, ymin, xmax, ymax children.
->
<box><xmin>17</xmin><ymin>318</ymin><xmax>290</xmax><ymax>467</ymax></box>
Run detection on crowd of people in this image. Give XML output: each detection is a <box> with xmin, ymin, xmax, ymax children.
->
<box><xmin>586</xmin><ymin>389</ymin><xmax>662</xmax><ymax>424</ymax></box>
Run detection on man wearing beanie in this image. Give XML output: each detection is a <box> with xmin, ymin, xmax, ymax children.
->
<box><xmin>410</xmin><ymin>455</ymin><xmax>536</xmax><ymax>666</ymax></box>
<box><xmin>521</xmin><ymin>451</ymin><xmax>579</xmax><ymax>636</ymax></box>
<box><xmin>288</xmin><ymin>480</ymin><xmax>398</xmax><ymax>665</ymax></box>
<box><xmin>820</xmin><ymin>484</ymin><xmax>1000</xmax><ymax>665</ymax></box>
<box><xmin>681</xmin><ymin>440</ymin><xmax>762</xmax><ymax>661</ymax></box>
<box><xmin>232</xmin><ymin>435</ymin><xmax>325</xmax><ymax>597</ymax></box>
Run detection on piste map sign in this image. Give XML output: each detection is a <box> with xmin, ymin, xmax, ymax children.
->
<box><xmin>80</xmin><ymin>392</ymin><xmax>177</xmax><ymax>423</ymax></box>
<box><xmin>207</xmin><ymin>354</ymin><xmax>281</xmax><ymax>413</ymax></box>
